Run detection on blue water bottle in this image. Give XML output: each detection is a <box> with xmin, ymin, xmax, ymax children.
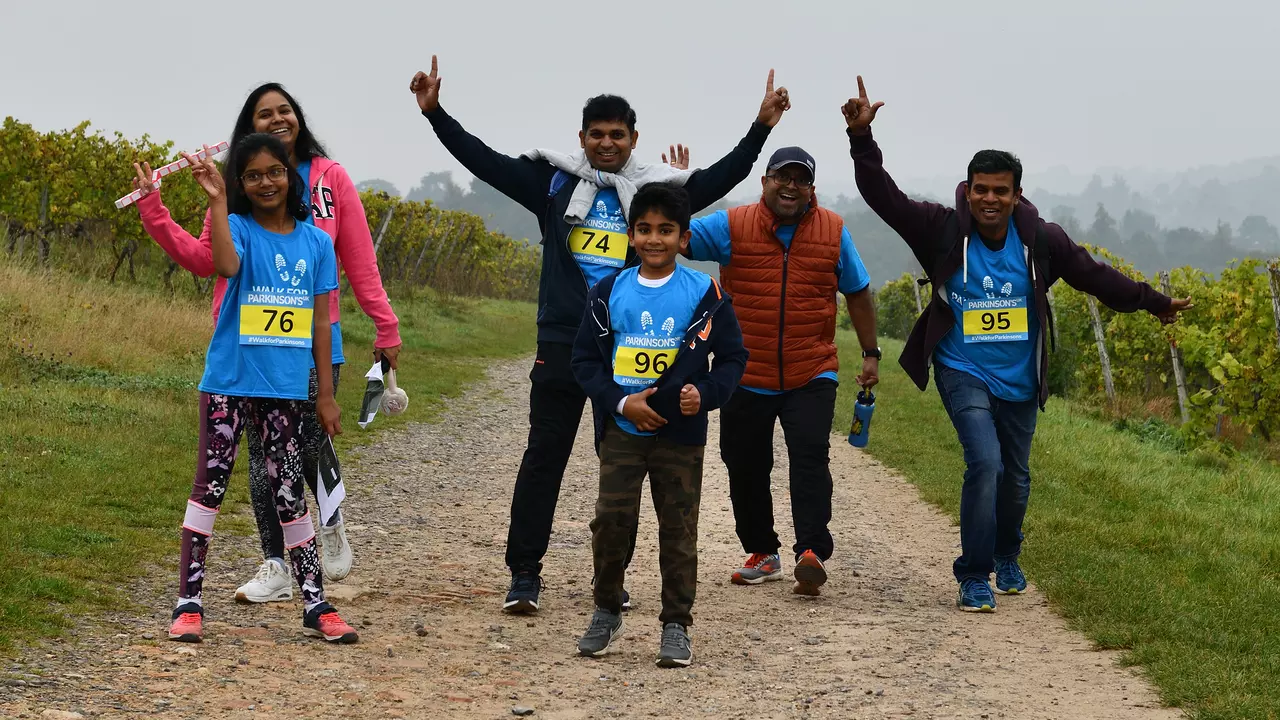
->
<box><xmin>847</xmin><ymin>388</ymin><xmax>876</xmax><ymax>448</ymax></box>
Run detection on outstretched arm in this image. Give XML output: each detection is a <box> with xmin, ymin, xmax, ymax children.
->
<box><xmin>683</xmin><ymin>69</ymin><xmax>789</xmax><ymax>212</ymax></box>
<box><xmin>844</xmin><ymin>76</ymin><xmax>952</xmax><ymax>259</ymax></box>
<box><xmin>1049</xmin><ymin>225</ymin><xmax>1188</xmax><ymax>322</ymax></box>
<box><xmin>410</xmin><ymin>56</ymin><xmax>554</xmax><ymax>214</ymax></box>
<box><xmin>133</xmin><ymin>161</ymin><xmax>216</xmax><ymax>277</ymax></box>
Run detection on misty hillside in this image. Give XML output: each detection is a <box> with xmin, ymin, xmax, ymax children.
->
<box><xmin>359</xmin><ymin>159</ymin><xmax>1280</xmax><ymax>284</ymax></box>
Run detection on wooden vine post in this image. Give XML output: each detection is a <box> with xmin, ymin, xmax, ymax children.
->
<box><xmin>1084</xmin><ymin>295</ymin><xmax>1116</xmax><ymax>402</ymax></box>
<box><xmin>1159</xmin><ymin>271</ymin><xmax>1191</xmax><ymax>424</ymax></box>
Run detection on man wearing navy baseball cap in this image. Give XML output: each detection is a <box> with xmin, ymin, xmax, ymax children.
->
<box><xmin>685</xmin><ymin>145</ymin><xmax>880</xmax><ymax>598</ymax></box>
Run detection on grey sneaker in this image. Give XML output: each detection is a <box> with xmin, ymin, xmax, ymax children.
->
<box><xmin>655</xmin><ymin>622</ymin><xmax>692</xmax><ymax>668</ymax></box>
<box><xmin>577</xmin><ymin>608</ymin><xmax>624</xmax><ymax>657</ymax></box>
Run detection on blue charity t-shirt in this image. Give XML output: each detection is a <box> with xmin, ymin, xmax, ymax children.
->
<box><xmin>198</xmin><ymin>214</ymin><xmax>339</xmax><ymax>401</ymax></box>
<box><xmin>933</xmin><ymin>220</ymin><xmax>1040</xmax><ymax>402</ymax></box>
<box><xmin>687</xmin><ymin>209</ymin><xmax>871</xmax><ymax>395</ymax></box>
<box><xmin>296</xmin><ymin>159</ymin><xmax>344</xmax><ymax>367</ymax></box>
<box><xmin>608</xmin><ymin>264</ymin><xmax>711</xmax><ymax>436</ymax></box>
<box><xmin>569</xmin><ymin>188</ymin><xmax>629</xmax><ymax>289</ymax></box>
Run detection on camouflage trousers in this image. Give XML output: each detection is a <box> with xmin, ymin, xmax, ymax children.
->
<box><xmin>591</xmin><ymin>419</ymin><xmax>704</xmax><ymax>627</ymax></box>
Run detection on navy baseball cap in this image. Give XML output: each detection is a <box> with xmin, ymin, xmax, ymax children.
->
<box><xmin>767</xmin><ymin>146</ymin><xmax>816</xmax><ymax>179</ymax></box>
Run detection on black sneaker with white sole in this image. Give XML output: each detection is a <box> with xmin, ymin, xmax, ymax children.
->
<box><xmin>656</xmin><ymin>622</ymin><xmax>692</xmax><ymax>667</ymax></box>
<box><xmin>577</xmin><ymin>608</ymin><xmax>624</xmax><ymax>657</ymax></box>
<box><xmin>503</xmin><ymin>571</ymin><xmax>542</xmax><ymax>614</ymax></box>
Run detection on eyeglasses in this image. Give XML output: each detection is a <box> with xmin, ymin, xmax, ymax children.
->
<box><xmin>241</xmin><ymin>166</ymin><xmax>288</xmax><ymax>187</ymax></box>
<box><xmin>767</xmin><ymin>173</ymin><xmax>813</xmax><ymax>189</ymax></box>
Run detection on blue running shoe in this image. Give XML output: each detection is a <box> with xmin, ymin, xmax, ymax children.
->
<box><xmin>503</xmin><ymin>572</ymin><xmax>542</xmax><ymax>614</ymax></box>
<box><xmin>994</xmin><ymin>558</ymin><xmax>1027</xmax><ymax>595</ymax></box>
<box><xmin>957</xmin><ymin>578</ymin><xmax>996</xmax><ymax>613</ymax></box>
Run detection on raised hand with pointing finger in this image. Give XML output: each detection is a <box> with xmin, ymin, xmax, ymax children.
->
<box><xmin>409</xmin><ymin>55</ymin><xmax>443</xmax><ymax>114</ymax></box>
<box><xmin>756</xmin><ymin>69</ymin><xmax>791</xmax><ymax>128</ymax></box>
<box><xmin>841</xmin><ymin>75</ymin><xmax>884</xmax><ymax>135</ymax></box>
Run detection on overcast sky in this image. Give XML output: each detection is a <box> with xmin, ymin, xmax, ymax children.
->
<box><xmin>3</xmin><ymin>0</ymin><xmax>1276</xmax><ymax>201</ymax></box>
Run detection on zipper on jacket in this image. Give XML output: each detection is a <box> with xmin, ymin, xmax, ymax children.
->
<box><xmin>777</xmin><ymin>249</ymin><xmax>790</xmax><ymax>391</ymax></box>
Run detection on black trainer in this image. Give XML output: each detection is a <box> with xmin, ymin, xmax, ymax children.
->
<box><xmin>577</xmin><ymin>608</ymin><xmax>624</xmax><ymax>657</ymax></box>
<box><xmin>656</xmin><ymin>622</ymin><xmax>692</xmax><ymax>668</ymax></box>
<box><xmin>503</xmin><ymin>571</ymin><xmax>542</xmax><ymax>614</ymax></box>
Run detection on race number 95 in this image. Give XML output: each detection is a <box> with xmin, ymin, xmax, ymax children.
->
<box><xmin>981</xmin><ymin>310</ymin><xmax>1012</xmax><ymax>332</ymax></box>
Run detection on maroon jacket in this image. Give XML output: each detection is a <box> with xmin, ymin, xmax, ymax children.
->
<box><xmin>848</xmin><ymin>129</ymin><xmax>1171</xmax><ymax>409</ymax></box>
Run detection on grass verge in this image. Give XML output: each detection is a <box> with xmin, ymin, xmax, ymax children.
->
<box><xmin>835</xmin><ymin>332</ymin><xmax>1280</xmax><ymax>720</ymax></box>
<box><xmin>0</xmin><ymin>262</ymin><xmax>535</xmax><ymax>650</ymax></box>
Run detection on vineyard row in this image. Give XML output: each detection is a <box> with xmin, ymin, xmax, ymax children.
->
<box><xmin>0</xmin><ymin>117</ymin><xmax>541</xmax><ymax>301</ymax></box>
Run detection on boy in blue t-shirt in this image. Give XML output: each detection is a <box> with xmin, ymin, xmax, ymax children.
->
<box><xmin>571</xmin><ymin>184</ymin><xmax>748</xmax><ymax>667</ymax></box>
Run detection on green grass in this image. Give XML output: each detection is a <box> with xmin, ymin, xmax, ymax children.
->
<box><xmin>0</xmin><ymin>263</ymin><xmax>536</xmax><ymax>650</ymax></box>
<box><xmin>834</xmin><ymin>332</ymin><xmax>1280</xmax><ymax>720</ymax></box>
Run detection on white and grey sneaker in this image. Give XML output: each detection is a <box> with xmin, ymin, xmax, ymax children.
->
<box><xmin>656</xmin><ymin>622</ymin><xmax>692</xmax><ymax>668</ymax></box>
<box><xmin>577</xmin><ymin>608</ymin><xmax>624</xmax><ymax>657</ymax></box>
<box><xmin>234</xmin><ymin>559</ymin><xmax>292</xmax><ymax>603</ymax></box>
<box><xmin>319</xmin><ymin>520</ymin><xmax>352</xmax><ymax>582</ymax></box>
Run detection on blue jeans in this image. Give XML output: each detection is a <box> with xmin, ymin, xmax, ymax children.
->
<box><xmin>934</xmin><ymin>364</ymin><xmax>1038</xmax><ymax>583</ymax></box>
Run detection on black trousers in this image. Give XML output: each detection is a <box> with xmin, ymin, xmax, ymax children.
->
<box><xmin>505</xmin><ymin>341</ymin><xmax>636</xmax><ymax>574</ymax></box>
<box><xmin>720</xmin><ymin>379</ymin><xmax>837</xmax><ymax>561</ymax></box>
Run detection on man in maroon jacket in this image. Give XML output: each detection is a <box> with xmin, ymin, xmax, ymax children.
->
<box><xmin>843</xmin><ymin>77</ymin><xmax>1192</xmax><ymax>613</ymax></box>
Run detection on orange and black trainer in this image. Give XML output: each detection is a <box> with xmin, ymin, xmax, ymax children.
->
<box><xmin>792</xmin><ymin>550</ymin><xmax>828</xmax><ymax>596</ymax></box>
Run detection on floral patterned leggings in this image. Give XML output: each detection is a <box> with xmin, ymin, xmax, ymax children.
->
<box><xmin>246</xmin><ymin>366</ymin><xmax>341</xmax><ymax>561</ymax></box>
<box><xmin>178</xmin><ymin>393</ymin><xmax>325</xmax><ymax>609</ymax></box>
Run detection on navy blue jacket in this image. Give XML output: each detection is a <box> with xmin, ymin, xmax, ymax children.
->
<box><xmin>572</xmin><ymin>272</ymin><xmax>748</xmax><ymax>448</ymax></box>
<box><xmin>424</xmin><ymin>106</ymin><xmax>771</xmax><ymax>345</ymax></box>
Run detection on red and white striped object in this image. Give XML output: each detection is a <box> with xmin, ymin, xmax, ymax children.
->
<box><xmin>114</xmin><ymin>141</ymin><xmax>230</xmax><ymax>210</ymax></box>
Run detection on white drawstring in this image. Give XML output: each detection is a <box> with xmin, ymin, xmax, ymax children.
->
<box><xmin>963</xmin><ymin>235</ymin><xmax>969</xmax><ymax>285</ymax></box>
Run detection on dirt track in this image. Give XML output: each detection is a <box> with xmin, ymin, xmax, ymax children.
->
<box><xmin>1</xmin><ymin>356</ymin><xmax>1180</xmax><ymax>719</ymax></box>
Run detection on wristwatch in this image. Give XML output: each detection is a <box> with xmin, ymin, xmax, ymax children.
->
<box><xmin>861</xmin><ymin>347</ymin><xmax>882</xmax><ymax>360</ymax></box>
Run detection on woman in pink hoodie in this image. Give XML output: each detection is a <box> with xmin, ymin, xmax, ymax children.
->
<box><xmin>133</xmin><ymin>83</ymin><xmax>400</xmax><ymax>602</ymax></box>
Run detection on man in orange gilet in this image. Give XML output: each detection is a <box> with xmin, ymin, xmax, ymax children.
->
<box><xmin>686</xmin><ymin>147</ymin><xmax>880</xmax><ymax>596</ymax></box>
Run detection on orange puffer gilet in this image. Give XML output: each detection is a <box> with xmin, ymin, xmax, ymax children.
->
<box><xmin>720</xmin><ymin>199</ymin><xmax>844</xmax><ymax>391</ymax></box>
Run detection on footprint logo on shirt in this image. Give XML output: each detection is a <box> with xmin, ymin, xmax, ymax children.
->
<box><xmin>1000</xmin><ymin>282</ymin><xmax>1013</xmax><ymax>297</ymax></box>
<box><xmin>661</xmin><ymin>317</ymin><xmax>675</xmax><ymax>335</ymax></box>
<box><xmin>982</xmin><ymin>275</ymin><xmax>995</xmax><ymax>299</ymax></box>
<box><xmin>596</xmin><ymin>200</ymin><xmax>608</xmax><ymax>216</ymax></box>
<box><xmin>274</xmin><ymin>254</ymin><xmax>309</xmax><ymax>287</ymax></box>
<box><xmin>641</xmin><ymin>311</ymin><xmax>654</xmax><ymax>334</ymax></box>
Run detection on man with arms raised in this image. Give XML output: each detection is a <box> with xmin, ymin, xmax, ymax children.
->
<box><xmin>844</xmin><ymin>77</ymin><xmax>1191</xmax><ymax>612</ymax></box>
<box><xmin>409</xmin><ymin>57</ymin><xmax>790</xmax><ymax>614</ymax></box>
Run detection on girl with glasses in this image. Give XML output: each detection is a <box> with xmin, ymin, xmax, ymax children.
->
<box><xmin>132</xmin><ymin>84</ymin><xmax>400</xmax><ymax>603</ymax></box>
<box><xmin>165</xmin><ymin>133</ymin><xmax>357</xmax><ymax>644</ymax></box>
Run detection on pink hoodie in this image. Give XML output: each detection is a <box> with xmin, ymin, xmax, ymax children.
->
<box><xmin>137</xmin><ymin>157</ymin><xmax>401</xmax><ymax>349</ymax></box>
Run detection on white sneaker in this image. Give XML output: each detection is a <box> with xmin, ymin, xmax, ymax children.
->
<box><xmin>319</xmin><ymin>520</ymin><xmax>353</xmax><ymax>582</ymax></box>
<box><xmin>234</xmin><ymin>559</ymin><xmax>292</xmax><ymax>603</ymax></box>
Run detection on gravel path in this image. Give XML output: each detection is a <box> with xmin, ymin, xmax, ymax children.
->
<box><xmin>1</xmin><ymin>356</ymin><xmax>1180</xmax><ymax>719</ymax></box>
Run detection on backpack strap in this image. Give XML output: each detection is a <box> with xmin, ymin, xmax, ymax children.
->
<box><xmin>548</xmin><ymin>170</ymin><xmax>572</xmax><ymax>198</ymax></box>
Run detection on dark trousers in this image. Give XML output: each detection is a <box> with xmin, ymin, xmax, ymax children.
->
<box><xmin>505</xmin><ymin>342</ymin><xmax>637</xmax><ymax>574</ymax></box>
<box><xmin>934</xmin><ymin>364</ymin><xmax>1038</xmax><ymax>583</ymax></box>
<box><xmin>720</xmin><ymin>379</ymin><xmax>837</xmax><ymax>561</ymax></box>
<box><xmin>592</xmin><ymin>420</ymin><xmax>704</xmax><ymax>627</ymax></box>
